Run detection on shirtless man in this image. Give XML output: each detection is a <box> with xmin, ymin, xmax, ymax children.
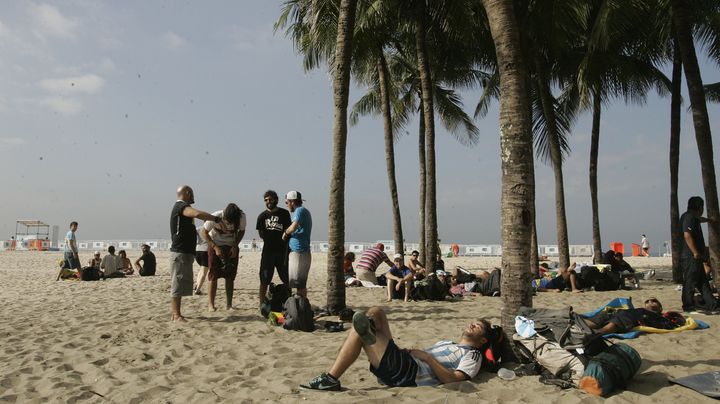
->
<box><xmin>407</xmin><ymin>250</ymin><xmax>427</xmax><ymax>279</ymax></box>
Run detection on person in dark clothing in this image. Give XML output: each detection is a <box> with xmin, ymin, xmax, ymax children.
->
<box><xmin>611</xmin><ymin>252</ymin><xmax>640</xmax><ymax>289</ymax></box>
<box><xmin>135</xmin><ymin>244</ymin><xmax>156</xmax><ymax>276</ymax></box>
<box><xmin>256</xmin><ymin>190</ymin><xmax>291</xmax><ymax>311</ymax></box>
<box><xmin>583</xmin><ymin>298</ymin><xmax>675</xmax><ymax>334</ymax></box>
<box><xmin>169</xmin><ymin>185</ymin><xmax>219</xmax><ymax>323</ymax></box>
<box><xmin>679</xmin><ymin>196</ymin><xmax>718</xmax><ymax>313</ymax></box>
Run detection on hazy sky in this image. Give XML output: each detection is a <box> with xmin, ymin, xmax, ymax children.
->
<box><xmin>1</xmin><ymin>1</ymin><xmax>719</xmax><ymax>251</ymax></box>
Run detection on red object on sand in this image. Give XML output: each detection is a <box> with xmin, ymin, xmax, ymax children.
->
<box><xmin>610</xmin><ymin>242</ymin><xmax>624</xmax><ymax>255</ymax></box>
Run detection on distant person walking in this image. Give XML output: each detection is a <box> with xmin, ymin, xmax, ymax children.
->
<box><xmin>202</xmin><ymin>203</ymin><xmax>246</xmax><ymax>311</ymax></box>
<box><xmin>63</xmin><ymin>221</ymin><xmax>81</xmax><ymax>270</ymax></box>
<box><xmin>256</xmin><ymin>190</ymin><xmax>291</xmax><ymax>310</ymax></box>
<box><xmin>135</xmin><ymin>244</ymin><xmax>156</xmax><ymax>276</ymax></box>
<box><xmin>282</xmin><ymin>191</ymin><xmax>312</xmax><ymax>297</ymax></box>
<box><xmin>641</xmin><ymin>234</ymin><xmax>650</xmax><ymax>257</ymax></box>
<box><xmin>169</xmin><ymin>185</ymin><xmax>219</xmax><ymax>323</ymax></box>
<box><xmin>680</xmin><ymin>196</ymin><xmax>718</xmax><ymax>313</ymax></box>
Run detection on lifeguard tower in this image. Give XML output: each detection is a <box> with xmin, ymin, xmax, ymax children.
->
<box><xmin>14</xmin><ymin>220</ymin><xmax>53</xmax><ymax>251</ymax></box>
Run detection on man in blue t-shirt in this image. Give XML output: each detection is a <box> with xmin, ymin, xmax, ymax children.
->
<box><xmin>282</xmin><ymin>190</ymin><xmax>312</xmax><ymax>297</ymax></box>
<box><xmin>385</xmin><ymin>254</ymin><xmax>414</xmax><ymax>302</ymax></box>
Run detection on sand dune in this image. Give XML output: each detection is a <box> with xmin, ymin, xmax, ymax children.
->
<box><xmin>0</xmin><ymin>251</ymin><xmax>716</xmax><ymax>403</ymax></box>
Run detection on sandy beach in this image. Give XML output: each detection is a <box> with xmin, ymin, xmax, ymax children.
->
<box><xmin>0</xmin><ymin>251</ymin><xmax>717</xmax><ymax>403</ymax></box>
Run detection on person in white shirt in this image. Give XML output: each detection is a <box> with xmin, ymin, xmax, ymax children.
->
<box><xmin>101</xmin><ymin>245</ymin><xmax>123</xmax><ymax>278</ymax></box>
<box><xmin>641</xmin><ymin>234</ymin><xmax>650</xmax><ymax>257</ymax></box>
<box><xmin>201</xmin><ymin>203</ymin><xmax>246</xmax><ymax>311</ymax></box>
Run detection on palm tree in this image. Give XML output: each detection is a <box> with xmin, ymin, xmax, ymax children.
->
<box><xmin>671</xmin><ymin>0</ymin><xmax>720</xmax><ymax>285</ymax></box>
<box><xmin>481</xmin><ymin>0</ymin><xmax>535</xmax><ymax>329</ymax></box>
<box><xmin>275</xmin><ymin>0</ymin><xmax>358</xmax><ymax>312</ymax></box>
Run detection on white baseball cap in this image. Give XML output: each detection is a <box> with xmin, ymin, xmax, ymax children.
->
<box><xmin>393</xmin><ymin>253</ymin><xmax>403</xmax><ymax>260</ymax></box>
<box><xmin>286</xmin><ymin>191</ymin><xmax>304</xmax><ymax>201</ymax></box>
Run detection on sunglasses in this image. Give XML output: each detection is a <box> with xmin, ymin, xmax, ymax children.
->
<box><xmin>645</xmin><ymin>298</ymin><xmax>660</xmax><ymax>304</ymax></box>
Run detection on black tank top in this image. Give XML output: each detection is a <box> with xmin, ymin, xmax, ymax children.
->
<box><xmin>170</xmin><ymin>201</ymin><xmax>196</xmax><ymax>253</ymax></box>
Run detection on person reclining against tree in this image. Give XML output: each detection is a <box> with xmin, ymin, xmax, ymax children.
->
<box><xmin>385</xmin><ymin>254</ymin><xmax>414</xmax><ymax>302</ymax></box>
<box><xmin>355</xmin><ymin>243</ymin><xmax>395</xmax><ymax>285</ymax></box>
<box><xmin>534</xmin><ymin>263</ymin><xmax>583</xmax><ymax>293</ymax></box>
<box><xmin>407</xmin><ymin>250</ymin><xmax>427</xmax><ymax>279</ymax></box>
<box><xmin>608</xmin><ymin>251</ymin><xmax>640</xmax><ymax>289</ymax></box>
<box><xmin>301</xmin><ymin>307</ymin><xmax>490</xmax><ymax>391</ymax></box>
<box><xmin>582</xmin><ymin>297</ymin><xmax>676</xmax><ymax>335</ymax></box>
<box><xmin>463</xmin><ymin>268</ymin><xmax>501</xmax><ymax>297</ymax></box>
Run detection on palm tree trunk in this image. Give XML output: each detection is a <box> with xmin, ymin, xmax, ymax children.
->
<box><xmin>589</xmin><ymin>92</ymin><xmax>602</xmax><ymax>263</ymax></box>
<box><xmin>418</xmin><ymin>106</ymin><xmax>426</xmax><ymax>261</ymax></box>
<box><xmin>534</xmin><ymin>59</ymin><xmax>570</xmax><ymax>269</ymax></box>
<box><xmin>530</xmin><ymin>199</ymin><xmax>539</xmax><ymax>276</ymax></box>
<box><xmin>669</xmin><ymin>35</ymin><xmax>683</xmax><ymax>283</ymax></box>
<box><xmin>377</xmin><ymin>53</ymin><xmax>404</xmax><ymax>256</ymax></box>
<box><xmin>415</xmin><ymin>3</ymin><xmax>438</xmax><ymax>272</ymax></box>
<box><xmin>326</xmin><ymin>0</ymin><xmax>357</xmax><ymax>313</ymax></box>
<box><xmin>482</xmin><ymin>0</ymin><xmax>535</xmax><ymax>330</ymax></box>
<box><xmin>672</xmin><ymin>0</ymin><xmax>720</xmax><ymax>288</ymax></box>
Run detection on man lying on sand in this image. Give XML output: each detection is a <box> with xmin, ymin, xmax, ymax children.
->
<box><xmin>301</xmin><ymin>307</ymin><xmax>490</xmax><ymax>390</ymax></box>
<box><xmin>582</xmin><ymin>297</ymin><xmax>677</xmax><ymax>335</ymax></box>
<box><xmin>534</xmin><ymin>263</ymin><xmax>583</xmax><ymax>293</ymax></box>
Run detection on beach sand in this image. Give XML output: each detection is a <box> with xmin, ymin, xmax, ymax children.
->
<box><xmin>0</xmin><ymin>251</ymin><xmax>717</xmax><ymax>403</ymax></box>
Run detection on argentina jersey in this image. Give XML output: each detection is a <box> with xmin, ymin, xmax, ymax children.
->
<box><xmin>413</xmin><ymin>341</ymin><xmax>483</xmax><ymax>386</ymax></box>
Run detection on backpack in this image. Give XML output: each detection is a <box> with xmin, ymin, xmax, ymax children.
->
<box><xmin>283</xmin><ymin>296</ymin><xmax>315</xmax><ymax>332</ymax></box>
<box><xmin>516</xmin><ymin>306</ymin><xmax>600</xmax><ymax>350</ymax></box>
<box><xmin>267</xmin><ymin>283</ymin><xmax>291</xmax><ymax>313</ymax></box>
<box><xmin>411</xmin><ymin>275</ymin><xmax>448</xmax><ymax>301</ymax></box>
<box><xmin>480</xmin><ymin>325</ymin><xmax>506</xmax><ymax>371</ymax></box>
<box><xmin>80</xmin><ymin>266</ymin><xmax>101</xmax><ymax>281</ymax></box>
<box><xmin>578</xmin><ymin>343</ymin><xmax>642</xmax><ymax>396</ymax></box>
<box><xmin>578</xmin><ymin>266</ymin><xmax>621</xmax><ymax>291</ymax></box>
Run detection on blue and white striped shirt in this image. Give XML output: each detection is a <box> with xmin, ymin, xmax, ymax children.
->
<box><xmin>414</xmin><ymin>341</ymin><xmax>483</xmax><ymax>386</ymax></box>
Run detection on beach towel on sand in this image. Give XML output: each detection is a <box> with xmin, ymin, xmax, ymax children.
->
<box><xmin>582</xmin><ymin>297</ymin><xmax>709</xmax><ymax>339</ymax></box>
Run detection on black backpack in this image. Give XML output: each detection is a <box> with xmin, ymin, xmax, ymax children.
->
<box><xmin>517</xmin><ymin>306</ymin><xmax>600</xmax><ymax>350</ymax></box>
<box><xmin>268</xmin><ymin>283</ymin><xmax>291</xmax><ymax>313</ymax></box>
<box><xmin>80</xmin><ymin>267</ymin><xmax>102</xmax><ymax>281</ymax></box>
<box><xmin>283</xmin><ymin>296</ymin><xmax>315</xmax><ymax>332</ymax></box>
<box><xmin>411</xmin><ymin>275</ymin><xmax>448</xmax><ymax>301</ymax></box>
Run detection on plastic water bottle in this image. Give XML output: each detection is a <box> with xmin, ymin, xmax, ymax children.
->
<box><xmin>497</xmin><ymin>367</ymin><xmax>516</xmax><ymax>380</ymax></box>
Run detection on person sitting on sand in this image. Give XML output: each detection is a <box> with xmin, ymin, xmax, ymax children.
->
<box><xmin>407</xmin><ymin>250</ymin><xmax>427</xmax><ymax>279</ymax></box>
<box><xmin>344</xmin><ymin>252</ymin><xmax>362</xmax><ymax>287</ymax></box>
<box><xmin>385</xmin><ymin>254</ymin><xmax>414</xmax><ymax>302</ymax></box>
<box><xmin>88</xmin><ymin>251</ymin><xmax>102</xmax><ymax>269</ymax></box>
<box><xmin>202</xmin><ymin>203</ymin><xmax>246</xmax><ymax>311</ymax></box>
<box><xmin>117</xmin><ymin>250</ymin><xmax>134</xmax><ymax>276</ymax></box>
<box><xmin>301</xmin><ymin>307</ymin><xmax>490</xmax><ymax>390</ymax></box>
<box><xmin>135</xmin><ymin>244</ymin><xmax>156</xmax><ymax>276</ymax></box>
<box><xmin>535</xmin><ymin>263</ymin><xmax>583</xmax><ymax>293</ymax></box>
<box><xmin>101</xmin><ymin>246</ymin><xmax>124</xmax><ymax>278</ymax></box>
<box><xmin>355</xmin><ymin>243</ymin><xmax>395</xmax><ymax>285</ymax></box>
<box><xmin>582</xmin><ymin>297</ymin><xmax>676</xmax><ymax>335</ymax></box>
<box><xmin>609</xmin><ymin>252</ymin><xmax>640</xmax><ymax>289</ymax></box>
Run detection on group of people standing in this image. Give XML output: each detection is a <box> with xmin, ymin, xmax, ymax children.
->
<box><xmin>169</xmin><ymin>185</ymin><xmax>312</xmax><ymax>322</ymax></box>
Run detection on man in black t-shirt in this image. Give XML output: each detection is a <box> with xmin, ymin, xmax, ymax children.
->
<box><xmin>256</xmin><ymin>190</ymin><xmax>292</xmax><ymax>310</ymax></box>
<box><xmin>680</xmin><ymin>196</ymin><xmax>718</xmax><ymax>313</ymax></box>
<box><xmin>135</xmin><ymin>244</ymin><xmax>156</xmax><ymax>276</ymax></box>
<box><xmin>169</xmin><ymin>185</ymin><xmax>219</xmax><ymax>323</ymax></box>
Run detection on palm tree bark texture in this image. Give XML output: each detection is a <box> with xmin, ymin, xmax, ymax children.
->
<box><xmin>589</xmin><ymin>92</ymin><xmax>602</xmax><ymax>263</ymax></box>
<box><xmin>414</xmin><ymin>2</ymin><xmax>439</xmax><ymax>272</ymax></box>
<box><xmin>669</xmin><ymin>35</ymin><xmax>683</xmax><ymax>283</ymax></box>
<box><xmin>481</xmin><ymin>0</ymin><xmax>534</xmax><ymax>330</ymax></box>
<box><xmin>672</xmin><ymin>0</ymin><xmax>720</xmax><ymax>287</ymax></box>
<box><xmin>326</xmin><ymin>0</ymin><xmax>357</xmax><ymax>313</ymax></box>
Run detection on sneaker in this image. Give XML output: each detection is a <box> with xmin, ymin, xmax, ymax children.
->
<box><xmin>352</xmin><ymin>312</ymin><xmax>376</xmax><ymax>346</ymax></box>
<box><xmin>300</xmin><ymin>373</ymin><xmax>341</xmax><ymax>391</ymax></box>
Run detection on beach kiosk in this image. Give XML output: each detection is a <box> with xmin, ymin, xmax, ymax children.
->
<box><xmin>14</xmin><ymin>220</ymin><xmax>52</xmax><ymax>251</ymax></box>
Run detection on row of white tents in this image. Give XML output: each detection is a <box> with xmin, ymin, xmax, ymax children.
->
<box><xmin>4</xmin><ymin>239</ymin><xmax>597</xmax><ymax>257</ymax></box>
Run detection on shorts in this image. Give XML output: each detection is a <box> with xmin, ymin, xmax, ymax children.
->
<box><xmin>170</xmin><ymin>252</ymin><xmax>195</xmax><ymax>297</ymax></box>
<box><xmin>369</xmin><ymin>339</ymin><xmax>418</xmax><ymax>387</ymax></box>
<box><xmin>288</xmin><ymin>251</ymin><xmax>311</xmax><ymax>288</ymax></box>
<box><xmin>64</xmin><ymin>251</ymin><xmax>81</xmax><ymax>270</ymax></box>
<box><xmin>356</xmin><ymin>268</ymin><xmax>377</xmax><ymax>284</ymax></box>
<box><xmin>260</xmin><ymin>249</ymin><xmax>289</xmax><ymax>285</ymax></box>
<box><xmin>208</xmin><ymin>246</ymin><xmax>239</xmax><ymax>281</ymax></box>
<box><xmin>195</xmin><ymin>251</ymin><xmax>209</xmax><ymax>267</ymax></box>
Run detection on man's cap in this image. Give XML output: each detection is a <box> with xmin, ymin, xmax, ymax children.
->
<box><xmin>393</xmin><ymin>253</ymin><xmax>402</xmax><ymax>260</ymax></box>
<box><xmin>94</xmin><ymin>251</ymin><xmax>100</xmax><ymax>255</ymax></box>
<box><xmin>375</xmin><ymin>243</ymin><xmax>384</xmax><ymax>251</ymax></box>
<box><xmin>286</xmin><ymin>191</ymin><xmax>304</xmax><ymax>201</ymax></box>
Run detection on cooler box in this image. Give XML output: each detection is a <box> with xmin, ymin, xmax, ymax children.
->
<box><xmin>610</xmin><ymin>242</ymin><xmax>624</xmax><ymax>255</ymax></box>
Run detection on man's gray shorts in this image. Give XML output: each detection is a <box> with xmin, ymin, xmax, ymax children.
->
<box><xmin>170</xmin><ymin>252</ymin><xmax>194</xmax><ymax>297</ymax></box>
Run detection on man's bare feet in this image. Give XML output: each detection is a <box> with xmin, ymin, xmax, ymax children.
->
<box><xmin>571</xmin><ymin>289</ymin><xmax>584</xmax><ymax>293</ymax></box>
<box><xmin>385</xmin><ymin>298</ymin><xmax>392</xmax><ymax>302</ymax></box>
<box><xmin>226</xmin><ymin>305</ymin><xmax>233</xmax><ymax>310</ymax></box>
<box><xmin>209</xmin><ymin>305</ymin><xmax>217</xmax><ymax>312</ymax></box>
<box><xmin>171</xmin><ymin>314</ymin><xmax>187</xmax><ymax>322</ymax></box>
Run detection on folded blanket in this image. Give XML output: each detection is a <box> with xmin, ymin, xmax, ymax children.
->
<box><xmin>582</xmin><ymin>297</ymin><xmax>710</xmax><ymax>339</ymax></box>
